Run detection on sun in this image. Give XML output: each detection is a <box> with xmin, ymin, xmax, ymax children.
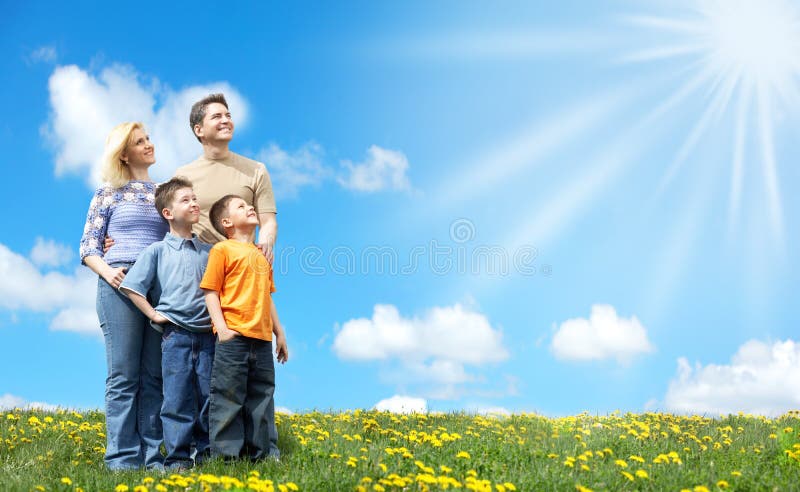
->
<box><xmin>625</xmin><ymin>0</ymin><xmax>800</xmax><ymax>245</ymax></box>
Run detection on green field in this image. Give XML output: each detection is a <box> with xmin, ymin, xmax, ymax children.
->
<box><xmin>2</xmin><ymin>408</ymin><xmax>800</xmax><ymax>491</ymax></box>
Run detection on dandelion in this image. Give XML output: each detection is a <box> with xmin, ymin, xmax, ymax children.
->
<box><xmin>457</xmin><ymin>451</ymin><xmax>471</xmax><ymax>459</ymax></box>
<box><xmin>614</xmin><ymin>459</ymin><xmax>628</xmax><ymax>468</ymax></box>
<box><xmin>576</xmin><ymin>485</ymin><xmax>593</xmax><ymax>492</ymax></box>
<box><xmin>61</xmin><ymin>478</ymin><xmax>72</xmax><ymax>486</ymax></box>
<box><xmin>693</xmin><ymin>486</ymin><xmax>710</xmax><ymax>492</ymax></box>
<box><xmin>621</xmin><ymin>471</ymin><xmax>634</xmax><ymax>481</ymax></box>
<box><xmin>115</xmin><ymin>485</ymin><xmax>129</xmax><ymax>492</ymax></box>
<box><xmin>731</xmin><ymin>471</ymin><xmax>742</xmax><ymax>477</ymax></box>
<box><xmin>717</xmin><ymin>480</ymin><xmax>729</xmax><ymax>489</ymax></box>
<box><xmin>635</xmin><ymin>469</ymin><xmax>649</xmax><ymax>479</ymax></box>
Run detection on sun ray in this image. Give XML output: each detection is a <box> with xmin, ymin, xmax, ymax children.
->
<box><xmin>727</xmin><ymin>81</ymin><xmax>751</xmax><ymax>236</ymax></box>
<box><xmin>755</xmin><ymin>81</ymin><xmax>786</xmax><ymax>247</ymax></box>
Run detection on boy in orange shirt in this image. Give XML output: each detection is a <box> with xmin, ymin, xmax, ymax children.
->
<box><xmin>200</xmin><ymin>194</ymin><xmax>288</xmax><ymax>460</ymax></box>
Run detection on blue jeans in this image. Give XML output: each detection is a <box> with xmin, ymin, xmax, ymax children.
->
<box><xmin>96</xmin><ymin>272</ymin><xmax>164</xmax><ymax>470</ymax></box>
<box><xmin>161</xmin><ymin>324</ymin><xmax>215</xmax><ymax>468</ymax></box>
<box><xmin>209</xmin><ymin>336</ymin><xmax>275</xmax><ymax>460</ymax></box>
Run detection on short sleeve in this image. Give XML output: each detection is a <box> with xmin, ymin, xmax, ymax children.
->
<box><xmin>269</xmin><ymin>266</ymin><xmax>276</xmax><ymax>294</ymax></box>
<box><xmin>119</xmin><ymin>245</ymin><xmax>158</xmax><ymax>298</ymax></box>
<box><xmin>200</xmin><ymin>245</ymin><xmax>226</xmax><ymax>292</ymax></box>
<box><xmin>254</xmin><ymin>163</ymin><xmax>277</xmax><ymax>214</ymax></box>
<box><xmin>79</xmin><ymin>186</ymin><xmax>113</xmax><ymax>261</ymax></box>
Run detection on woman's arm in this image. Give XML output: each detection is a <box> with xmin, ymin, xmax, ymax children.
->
<box><xmin>83</xmin><ymin>255</ymin><xmax>127</xmax><ymax>289</ymax></box>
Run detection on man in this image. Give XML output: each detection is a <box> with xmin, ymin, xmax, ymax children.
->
<box><xmin>175</xmin><ymin>93</ymin><xmax>282</xmax><ymax>459</ymax></box>
<box><xmin>175</xmin><ymin>93</ymin><xmax>278</xmax><ymax>262</ymax></box>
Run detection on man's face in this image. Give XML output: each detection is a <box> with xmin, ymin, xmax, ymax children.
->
<box><xmin>195</xmin><ymin>102</ymin><xmax>234</xmax><ymax>143</ymax></box>
<box><xmin>165</xmin><ymin>187</ymin><xmax>200</xmax><ymax>225</ymax></box>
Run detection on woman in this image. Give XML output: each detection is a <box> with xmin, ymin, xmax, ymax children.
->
<box><xmin>79</xmin><ymin>122</ymin><xmax>168</xmax><ymax>470</ymax></box>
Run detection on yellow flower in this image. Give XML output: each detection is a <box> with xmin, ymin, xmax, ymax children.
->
<box><xmin>115</xmin><ymin>485</ymin><xmax>129</xmax><ymax>492</ymax></box>
<box><xmin>456</xmin><ymin>451</ymin><xmax>471</xmax><ymax>459</ymax></box>
<box><xmin>134</xmin><ymin>487</ymin><xmax>148</xmax><ymax>492</ymax></box>
<box><xmin>614</xmin><ymin>459</ymin><xmax>628</xmax><ymax>468</ymax></box>
<box><xmin>373</xmin><ymin>485</ymin><xmax>386</xmax><ymax>492</ymax></box>
<box><xmin>576</xmin><ymin>486</ymin><xmax>593</xmax><ymax>492</ymax></box>
<box><xmin>717</xmin><ymin>480</ymin><xmax>729</xmax><ymax>489</ymax></box>
<box><xmin>635</xmin><ymin>469</ymin><xmax>648</xmax><ymax>479</ymax></box>
<box><xmin>503</xmin><ymin>483</ymin><xmax>516</xmax><ymax>491</ymax></box>
<box><xmin>731</xmin><ymin>471</ymin><xmax>742</xmax><ymax>477</ymax></box>
<box><xmin>61</xmin><ymin>478</ymin><xmax>73</xmax><ymax>486</ymax></box>
<box><xmin>693</xmin><ymin>486</ymin><xmax>710</xmax><ymax>492</ymax></box>
<box><xmin>621</xmin><ymin>471</ymin><xmax>634</xmax><ymax>481</ymax></box>
<box><xmin>629</xmin><ymin>455</ymin><xmax>645</xmax><ymax>463</ymax></box>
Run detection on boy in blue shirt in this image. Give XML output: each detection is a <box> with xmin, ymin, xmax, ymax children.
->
<box><xmin>120</xmin><ymin>176</ymin><xmax>213</xmax><ymax>470</ymax></box>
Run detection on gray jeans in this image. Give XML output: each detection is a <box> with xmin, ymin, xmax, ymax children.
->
<box><xmin>209</xmin><ymin>336</ymin><xmax>276</xmax><ymax>459</ymax></box>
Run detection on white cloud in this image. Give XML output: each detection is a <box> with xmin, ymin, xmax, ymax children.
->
<box><xmin>0</xmin><ymin>243</ymin><xmax>99</xmax><ymax>336</ymax></box>
<box><xmin>44</xmin><ymin>63</ymin><xmax>248</xmax><ymax>186</ymax></box>
<box><xmin>0</xmin><ymin>393</ymin><xmax>59</xmax><ymax>411</ymax></box>
<box><xmin>28</xmin><ymin>45</ymin><xmax>57</xmax><ymax>64</ymax></box>
<box><xmin>338</xmin><ymin>145</ymin><xmax>411</xmax><ymax>192</ymax></box>
<box><xmin>257</xmin><ymin>142</ymin><xmax>330</xmax><ymax>199</ymax></box>
<box><xmin>275</xmin><ymin>406</ymin><xmax>294</xmax><ymax>415</ymax></box>
<box><xmin>333</xmin><ymin>303</ymin><xmax>508</xmax><ymax>364</ymax></box>
<box><xmin>29</xmin><ymin>237</ymin><xmax>73</xmax><ymax>268</ymax></box>
<box><xmin>333</xmin><ymin>303</ymin><xmax>508</xmax><ymax>398</ymax></box>
<box><xmin>664</xmin><ymin>339</ymin><xmax>800</xmax><ymax>416</ymax></box>
<box><xmin>374</xmin><ymin>395</ymin><xmax>427</xmax><ymax>414</ymax></box>
<box><xmin>550</xmin><ymin>304</ymin><xmax>654</xmax><ymax>364</ymax></box>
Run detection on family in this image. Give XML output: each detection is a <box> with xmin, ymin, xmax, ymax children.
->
<box><xmin>78</xmin><ymin>94</ymin><xmax>288</xmax><ymax>471</ymax></box>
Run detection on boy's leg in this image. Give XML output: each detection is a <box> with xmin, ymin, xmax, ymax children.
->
<box><xmin>161</xmin><ymin>325</ymin><xmax>195</xmax><ymax>469</ymax></box>
<box><xmin>243</xmin><ymin>339</ymin><xmax>275</xmax><ymax>460</ymax></box>
<box><xmin>209</xmin><ymin>336</ymin><xmax>249</xmax><ymax>458</ymax></box>
<box><xmin>140</xmin><ymin>319</ymin><xmax>164</xmax><ymax>469</ymax></box>
<box><xmin>193</xmin><ymin>331</ymin><xmax>216</xmax><ymax>463</ymax></box>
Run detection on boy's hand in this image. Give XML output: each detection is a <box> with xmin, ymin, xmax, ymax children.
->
<box><xmin>274</xmin><ymin>333</ymin><xmax>289</xmax><ymax>364</ymax></box>
<box><xmin>151</xmin><ymin>312</ymin><xmax>169</xmax><ymax>324</ymax></box>
<box><xmin>103</xmin><ymin>236</ymin><xmax>115</xmax><ymax>255</ymax></box>
<box><xmin>217</xmin><ymin>326</ymin><xmax>238</xmax><ymax>343</ymax></box>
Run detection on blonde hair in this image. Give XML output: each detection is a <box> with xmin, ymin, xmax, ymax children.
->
<box><xmin>100</xmin><ymin>122</ymin><xmax>146</xmax><ymax>188</ymax></box>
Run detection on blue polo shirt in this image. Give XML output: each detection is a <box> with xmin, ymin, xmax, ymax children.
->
<box><xmin>120</xmin><ymin>232</ymin><xmax>212</xmax><ymax>333</ymax></box>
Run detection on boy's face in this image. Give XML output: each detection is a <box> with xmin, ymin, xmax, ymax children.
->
<box><xmin>224</xmin><ymin>197</ymin><xmax>259</xmax><ymax>230</ymax></box>
<box><xmin>194</xmin><ymin>102</ymin><xmax>234</xmax><ymax>143</ymax></box>
<box><xmin>165</xmin><ymin>187</ymin><xmax>200</xmax><ymax>224</ymax></box>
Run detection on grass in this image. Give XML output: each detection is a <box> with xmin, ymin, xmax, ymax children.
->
<box><xmin>2</xmin><ymin>408</ymin><xmax>800</xmax><ymax>491</ymax></box>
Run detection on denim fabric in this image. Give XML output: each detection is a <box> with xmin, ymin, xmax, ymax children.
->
<box><xmin>96</xmin><ymin>272</ymin><xmax>164</xmax><ymax>470</ymax></box>
<box><xmin>209</xmin><ymin>336</ymin><xmax>275</xmax><ymax>460</ymax></box>
<box><xmin>161</xmin><ymin>324</ymin><xmax>215</xmax><ymax>467</ymax></box>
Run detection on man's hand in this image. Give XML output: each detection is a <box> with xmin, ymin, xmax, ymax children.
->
<box><xmin>217</xmin><ymin>326</ymin><xmax>239</xmax><ymax>343</ymax></box>
<box><xmin>256</xmin><ymin>242</ymin><xmax>274</xmax><ymax>264</ymax></box>
<box><xmin>103</xmin><ymin>236</ymin><xmax>115</xmax><ymax>255</ymax></box>
<box><xmin>274</xmin><ymin>332</ymin><xmax>289</xmax><ymax>364</ymax></box>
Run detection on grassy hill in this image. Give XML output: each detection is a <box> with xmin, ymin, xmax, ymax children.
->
<box><xmin>2</xmin><ymin>408</ymin><xmax>800</xmax><ymax>491</ymax></box>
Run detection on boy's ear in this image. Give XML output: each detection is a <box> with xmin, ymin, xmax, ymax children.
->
<box><xmin>221</xmin><ymin>216</ymin><xmax>233</xmax><ymax>229</ymax></box>
<box><xmin>161</xmin><ymin>207</ymin><xmax>173</xmax><ymax>220</ymax></box>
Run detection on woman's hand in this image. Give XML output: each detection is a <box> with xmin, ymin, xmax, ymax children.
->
<box><xmin>102</xmin><ymin>266</ymin><xmax>127</xmax><ymax>289</ymax></box>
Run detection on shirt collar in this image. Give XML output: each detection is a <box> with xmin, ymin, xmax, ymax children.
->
<box><xmin>164</xmin><ymin>232</ymin><xmax>201</xmax><ymax>250</ymax></box>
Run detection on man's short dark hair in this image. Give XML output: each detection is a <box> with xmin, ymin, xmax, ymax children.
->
<box><xmin>189</xmin><ymin>93</ymin><xmax>229</xmax><ymax>143</ymax></box>
<box><xmin>209</xmin><ymin>194</ymin><xmax>240</xmax><ymax>237</ymax></box>
<box><xmin>155</xmin><ymin>176</ymin><xmax>194</xmax><ymax>219</ymax></box>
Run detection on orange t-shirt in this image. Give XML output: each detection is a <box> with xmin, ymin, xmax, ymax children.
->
<box><xmin>200</xmin><ymin>240</ymin><xmax>276</xmax><ymax>341</ymax></box>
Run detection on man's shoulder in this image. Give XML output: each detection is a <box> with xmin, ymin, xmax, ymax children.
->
<box><xmin>228</xmin><ymin>152</ymin><xmax>266</xmax><ymax>172</ymax></box>
<box><xmin>174</xmin><ymin>157</ymin><xmax>205</xmax><ymax>175</ymax></box>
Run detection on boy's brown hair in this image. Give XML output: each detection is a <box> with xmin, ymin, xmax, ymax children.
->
<box><xmin>209</xmin><ymin>194</ymin><xmax>241</xmax><ymax>238</ymax></box>
<box><xmin>155</xmin><ymin>176</ymin><xmax>194</xmax><ymax>220</ymax></box>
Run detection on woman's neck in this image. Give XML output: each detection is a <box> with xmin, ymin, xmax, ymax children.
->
<box><xmin>128</xmin><ymin>167</ymin><xmax>151</xmax><ymax>182</ymax></box>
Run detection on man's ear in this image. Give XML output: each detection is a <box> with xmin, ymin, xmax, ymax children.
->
<box><xmin>193</xmin><ymin>124</ymin><xmax>203</xmax><ymax>140</ymax></box>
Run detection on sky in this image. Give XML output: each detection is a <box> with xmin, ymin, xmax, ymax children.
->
<box><xmin>1</xmin><ymin>0</ymin><xmax>799</xmax><ymax>416</ymax></box>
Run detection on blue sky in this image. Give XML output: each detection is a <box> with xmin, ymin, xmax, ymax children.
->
<box><xmin>2</xmin><ymin>0</ymin><xmax>799</xmax><ymax>416</ymax></box>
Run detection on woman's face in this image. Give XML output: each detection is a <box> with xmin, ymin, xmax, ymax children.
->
<box><xmin>121</xmin><ymin>128</ymin><xmax>155</xmax><ymax>168</ymax></box>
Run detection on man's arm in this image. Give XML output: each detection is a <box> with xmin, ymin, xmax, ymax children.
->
<box><xmin>256</xmin><ymin>212</ymin><xmax>278</xmax><ymax>263</ymax></box>
<box><xmin>270</xmin><ymin>301</ymin><xmax>288</xmax><ymax>363</ymax></box>
<box><xmin>120</xmin><ymin>288</ymin><xmax>168</xmax><ymax>324</ymax></box>
<box><xmin>204</xmin><ymin>289</ymin><xmax>238</xmax><ymax>342</ymax></box>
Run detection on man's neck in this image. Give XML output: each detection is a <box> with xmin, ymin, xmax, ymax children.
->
<box><xmin>202</xmin><ymin>141</ymin><xmax>231</xmax><ymax>160</ymax></box>
<box><xmin>169</xmin><ymin>223</ymin><xmax>194</xmax><ymax>239</ymax></box>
